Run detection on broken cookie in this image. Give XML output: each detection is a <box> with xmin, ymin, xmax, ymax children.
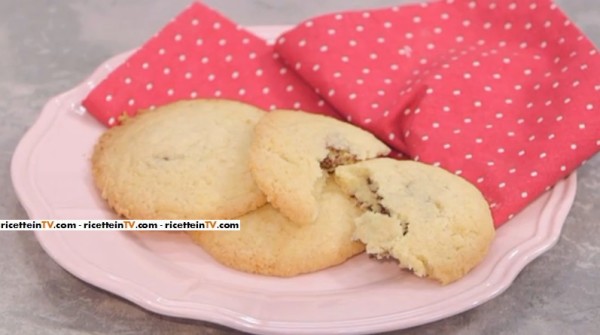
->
<box><xmin>249</xmin><ymin>110</ymin><xmax>390</xmax><ymax>225</ymax></box>
<box><xmin>334</xmin><ymin>158</ymin><xmax>495</xmax><ymax>284</ymax></box>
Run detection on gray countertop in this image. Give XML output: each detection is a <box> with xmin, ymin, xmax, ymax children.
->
<box><xmin>1</xmin><ymin>1</ymin><xmax>599</xmax><ymax>334</ymax></box>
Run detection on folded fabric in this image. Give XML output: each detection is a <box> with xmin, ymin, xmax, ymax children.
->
<box><xmin>275</xmin><ymin>0</ymin><xmax>600</xmax><ymax>226</ymax></box>
<box><xmin>82</xmin><ymin>2</ymin><xmax>336</xmax><ymax>127</ymax></box>
<box><xmin>82</xmin><ymin>0</ymin><xmax>600</xmax><ymax>227</ymax></box>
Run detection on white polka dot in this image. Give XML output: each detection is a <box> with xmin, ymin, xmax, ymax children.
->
<box><xmin>540</xmin><ymin>152</ymin><xmax>547</xmax><ymax>158</ymax></box>
<box><xmin>377</xmin><ymin>90</ymin><xmax>385</xmax><ymax>96</ymax></box>
<box><xmin>108</xmin><ymin>117</ymin><xmax>116</xmax><ymax>125</ymax></box>
<box><xmin>213</xmin><ymin>22</ymin><xmax>221</xmax><ymax>30</ymax></box>
<box><xmin>262</xmin><ymin>87</ymin><xmax>270</xmax><ymax>94</ymax></box>
<box><xmin>579</xmin><ymin>123</ymin><xmax>586</xmax><ymax>129</ymax></box>
<box><xmin>190</xmin><ymin>91</ymin><xmax>197</xmax><ymax>98</ymax></box>
<box><xmin>163</xmin><ymin>67</ymin><xmax>171</xmax><ymax>75</ymax></box>
<box><xmin>124</xmin><ymin>77</ymin><xmax>132</xmax><ymax>84</ymax></box>
<box><xmin>305</xmin><ymin>20</ymin><xmax>314</xmax><ymax>27</ymax></box>
<box><xmin>455</xmin><ymin>170</ymin><xmax>462</xmax><ymax>176</ymax></box>
<box><xmin>465</xmin><ymin>153</ymin><xmax>473</xmax><ymax>159</ymax></box>
<box><xmin>142</xmin><ymin>62</ymin><xmax>149</xmax><ymax>69</ymax></box>
<box><xmin>388</xmin><ymin>133</ymin><xmax>395</xmax><ymax>140</ymax></box>
<box><xmin>105</xmin><ymin>94</ymin><xmax>112</xmax><ymax>102</ymax></box>
<box><xmin>587</xmin><ymin>103</ymin><xmax>594</xmax><ymax>110</ymax></box>
<box><xmin>328</xmin><ymin>89</ymin><xmax>335</xmax><ymax>97</ymax></box>
<box><xmin>463</xmin><ymin>20</ymin><xmax>471</xmax><ymax>27</ymax></box>
<box><xmin>426</xmin><ymin>88</ymin><xmax>434</xmax><ymax>95</ymax></box>
<box><xmin>312</xmin><ymin>64</ymin><xmax>320</xmax><ymax>71</ymax></box>
<box><xmin>571</xmin><ymin>144</ymin><xmax>578</xmax><ymax>150</ymax></box>
<box><xmin>441</xmin><ymin>12</ymin><xmax>450</xmax><ymax>20</ymax></box>
<box><xmin>484</xmin><ymin>86</ymin><xmax>492</xmax><ymax>92</ymax></box>
<box><xmin>146</xmin><ymin>83</ymin><xmax>153</xmax><ymax>90</ymax></box>
<box><xmin>158</xmin><ymin>48</ymin><xmax>166</xmax><ymax>55</ymax></box>
<box><xmin>201</xmin><ymin>57</ymin><xmax>209</xmax><ymax>64</ymax></box>
<box><xmin>167</xmin><ymin>88</ymin><xmax>174</xmax><ymax>96</ymax></box>
<box><xmin>521</xmin><ymin>192</ymin><xmax>528</xmax><ymax>198</ymax></box>
<box><xmin>405</xmin><ymin>32</ymin><xmax>414</xmax><ymax>39</ymax></box>
<box><xmin>370</xmin><ymin>53</ymin><xmax>378</xmax><ymax>60</ymax></box>
<box><xmin>413</xmin><ymin>16</ymin><xmax>422</xmax><ymax>23</ymax></box>
<box><xmin>456</xmin><ymin>35</ymin><xmax>464</xmax><ymax>43</ymax></box>
<box><xmin>499</xmin><ymin>182</ymin><xmax>506</xmax><ymax>188</ymax></box>
<box><xmin>255</xmin><ymin>69</ymin><xmax>263</xmax><ymax>77</ymax></box>
<box><xmin>348</xmin><ymin>93</ymin><xmax>357</xmax><ymax>100</ymax></box>
<box><xmin>356</xmin><ymin>25</ymin><xmax>365</xmax><ymax>32</ymax></box>
<box><xmin>453</xmin><ymin>89</ymin><xmax>461</xmax><ymax>96</ymax></box>
<box><xmin>434</xmin><ymin>27</ymin><xmax>443</xmax><ymax>34</ymax></box>
<box><xmin>498</xmin><ymin>147</ymin><xmax>505</xmax><ymax>153</ymax></box>
<box><xmin>483</xmin><ymin>22</ymin><xmax>492</xmax><ymax>30</ymax></box>
<box><xmin>286</xmin><ymin>85</ymin><xmax>294</xmax><ymax>92</ymax></box>
<box><xmin>174</xmin><ymin>34</ymin><xmax>182</xmax><ymax>42</ymax></box>
<box><xmin>474</xmin><ymin>100</ymin><xmax>482</xmax><ymax>107</ymax></box>
<box><xmin>504</xmin><ymin>22</ymin><xmax>512</xmax><ymax>30</ymax></box>
<box><xmin>128</xmin><ymin>99</ymin><xmax>135</xmax><ymax>106</ymax></box>
<box><xmin>509</xmin><ymin>168</ymin><xmax>517</xmax><ymax>174</ymax></box>
<box><xmin>560</xmin><ymin>165</ymin><xmax>567</xmax><ymax>171</ymax></box>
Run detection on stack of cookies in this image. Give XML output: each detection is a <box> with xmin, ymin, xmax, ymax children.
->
<box><xmin>92</xmin><ymin>99</ymin><xmax>495</xmax><ymax>284</ymax></box>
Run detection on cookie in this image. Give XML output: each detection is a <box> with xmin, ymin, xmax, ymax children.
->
<box><xmin>92</xmin><ymin>99</ymin><xmax>267</xmax><ymax>219</ymax></box>
<box><xmin>249</xmin><ymin>110</ymin><xmax>390</xmax><ymax>225</ymax></box>
<box><xmin>188</xmin><ymin>179</ymin><xmax>365</xmax><ymax>277</ymax></box>
<box><xmin>334</xmin><ymin>158</ymin><xmax>495</xmax><ymax>284</ymax></box>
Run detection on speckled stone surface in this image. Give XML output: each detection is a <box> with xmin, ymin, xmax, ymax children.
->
<box><xmin>1</xmin><ymin>1</ymin><xmax>599</xmax><ymax>334</ymax></box>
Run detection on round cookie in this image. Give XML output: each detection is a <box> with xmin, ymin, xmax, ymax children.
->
<box><xmin>249</xmin><ymin>110</ymin><xmax>390</xmax><ymax>225</ymax></box>
<box><xmin>188</xmin><ymin>180</ymin><xmax>365</xmax><ymax>277</ymax></box>
<box><xmin>334</xmin><ymin>158</ymin><xmax>495</xmax><ymax>284</ymax></box>
<box><xmin>92</xmin><ymin>99</ymin><xmax>267</xmax><ymax>219</ymax></box>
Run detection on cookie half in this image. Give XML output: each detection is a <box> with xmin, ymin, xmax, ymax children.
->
<box><xmin>92</xmin><ymin>99</ymin><xmax>267</xmax><ymax>219</ymax></box>
<box><xmin>189</xmin><ymin>179</ymin><xmax>365</xmax><ymax>277</ymax></box>
<box><xmin>334</xmin><ymin>158</ymin><xmax>495</xmax><ymax>284</ymax></box>
<box><xmin>249</xmin><ymin>110</ymin><xmax>390</xmax><ymax>225</ymax></box>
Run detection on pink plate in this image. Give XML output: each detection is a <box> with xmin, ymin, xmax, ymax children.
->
<box><xmin>11</xmin><ymin>27</ymin><xmax>577</xmax><ymax>334</ymax></box>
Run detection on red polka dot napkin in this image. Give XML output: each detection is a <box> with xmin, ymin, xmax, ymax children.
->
<box><xmin>82</xmin><ymin>3</ymin><xmax>336</xmax><ymax>126</ymax></box>
<box><xmin>82</xmin><ymin>0</ymin><xmax>600</xmax><ymax>227</ymax></box>
<box><xmin>274</xmin><ymin>0</ymin><xmax>600</xmax><ymax>226</ymax></box>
